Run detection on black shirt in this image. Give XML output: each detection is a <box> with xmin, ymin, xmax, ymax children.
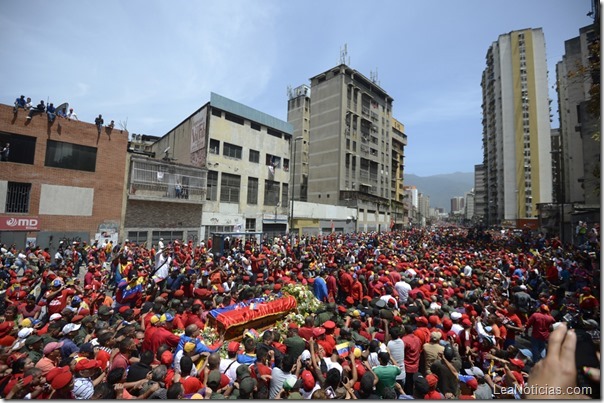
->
<box><xmin>126</xmin><ymin>362</ymin><xmax>152</xmax><ymax>383</ymax></box>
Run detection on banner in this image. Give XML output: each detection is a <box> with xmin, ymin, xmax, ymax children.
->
<box><xmin>0</xmin><ymin>216</ymin><xmax>39</xmax><ymax>231</ymax></box>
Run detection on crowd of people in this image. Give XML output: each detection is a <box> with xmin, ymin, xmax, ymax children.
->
<box><xmin>12</xmin><ymin>94</ymin><xmax>114</xmax><ymax>131</ymax></box>
<box><xmin>0</xmin><ymin>225</ymin><xmax>599</xmax><ymax>399</ymax></box>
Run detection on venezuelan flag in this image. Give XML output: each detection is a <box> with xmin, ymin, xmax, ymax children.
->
<box><xmin>335</xmin><ymin>342</ymin><xmax>351</xmax><ymax>358</ymax></box>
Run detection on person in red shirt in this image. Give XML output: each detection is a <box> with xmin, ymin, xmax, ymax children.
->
<box><xmin>502</xmin><ymin>305</ymin><xmax>523</xmax><ymax>349</ymax></box>
<box><xmin>298</xmin><ymin>316</ymin><xmax>315</xmax><ymax>341</ymax></box>
<box><xmin>45</xmin><ymin>280</ymin><xmax>76</xmax><ymax>315</ymax></box>
<box><xmin>402</xmin><ymin>325</ymin><xmax>422</xmax><ymax>396</ymax></box>
<box><xmin>148</xmin><ymin>314</ymin><xmax>180</xmax><ymax>354</ymax></box>
<box><xmin>110</xmin><ymin>337</ymin><xmax>136</xmax><ymax>372</ymax></box>
<box><xmin>350</xmin><ymin>277</ymin><xmax>364</xmax><ymax>303</ymax></box>
<box><xmin>424</xmin><ymin>374</ymin><xmax>443</xmax><ymax>399</ymax></box>
<box><xmin>524</xmin><ymin>305</ymin><xmax>555</xmax><ymax>363</ymax></box>
<box><xmin>338</xmin><ymin>268</ymin><xmax>354</xmax><ymax>303</ymax></box>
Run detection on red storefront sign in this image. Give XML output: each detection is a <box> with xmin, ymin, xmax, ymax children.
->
<box><xmin>0</xmin><ymin>216</ymin><xmax>40</xmax><ymax>231</ymax></box>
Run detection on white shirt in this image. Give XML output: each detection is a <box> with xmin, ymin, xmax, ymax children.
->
<box><xmin>219</xmin><ymin>358</ymin><xmax>240</xmax><ymax>383</ymax></box>
<box><xmin>387</xmin><ymin>338</ymin><xmax>406</xmax><ymax>381</ymax></box>
<box><xmin>67</xmin><ymin>111</ymin><xmax>78</xmax><ymax>120</ymax></box>
<box><xmin>154</xmin><ymin>253</ymin><xmax>171</xmax><ymax>280</ymax></box>
<box><xmin>451</xmin><ymin>323</ymin><xmax>464</xmax><ymax>336</ymax></box>
<box><xmin>394</xmin><ymin>280</ymin><xmax>412</xmax><ymax>304</ymax></box>
<box><xmin>464</xmin><ymin>265</ymin><xmax>473</xmax><ymax>276</ymax></box>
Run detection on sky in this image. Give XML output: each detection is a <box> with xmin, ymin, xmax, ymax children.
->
<box><xmin>0</xmin><ymin>0</ymin><xmax>594</xmax><ymax>177</ymax></box>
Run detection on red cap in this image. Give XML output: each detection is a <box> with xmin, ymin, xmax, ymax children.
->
<box><xmin>227</xmin><ymin>341</ymin><xmax>240</xmax><ymax>353</ymax></box>
<box><xmin>288</xmin><ymin>322</ymin><xmax>299</xmax><ymax>329</ymax></box>
<box><xmin>426</xmin><ymin>374</ymin><xmax>438</xmax><ymax>388</ymax></box>
<box><xmin>75</xmin><ymin>359</ymin><xmax>101</xmax><ymax>372</ymax></box>
<box><xmin>322</xmin><ymin>320</ymin><xmax>336</xmax><ymax>330</ymax></box>
<box><xmin>51</xmin><ymin>370</ymin><xmax>73</xmax><ymax>390</ymax></box>
<box><xmin>174</xmin><ymin>289</ymin><xmax>185</xmax><ymax>298</ymax></box>
<box><xmin>301</xmin><ymin>370</ymin><xmax>315</xmax><ymax>391</ymax></box>
<box><xmin>509</xmin><ymin>358</ymin><xmax>525</xmax><ymax>369</ymax></box>
<box><xmin>160</xmin><ymin>350</ymin><xmax>173</xmax><ymax>366</ymax></box>
<box><xmin>313</xmin><ymin>327</ymin><xmax>326</xmax><ymax>337</ymax></box>
<box><xmin>345</xmin><ymin>296</ymin><xmax>354</xmax><ymax>305</ymax></box>
<box><xmin>273</xmin><ymin>283</ymin><xmax>282</xmax><ymax>292</ymax></box>
<box><xmin>118</xmin><ymin>306</ymin><xmax>129</xmax><ymax>314</ymax></box>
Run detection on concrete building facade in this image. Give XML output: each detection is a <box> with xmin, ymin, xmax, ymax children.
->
<box><xmin>556</xmin><ymin>23</ymin><xmax>600</xmax><ymax>207</ymax></box>
<box><xmin>151</xmin><ymin>93</ymin><xmax>293</xmax><ymax>241</ymax></box>
<box><xmin>481</xmin><ymin>28</ymin><xmax>553</xmax><ymax>226</ymax></box>
<box><xmin>473</xmin><ymin>164</ymin><xmax>487</xmax><ymax>224</ymax></box>
<box><xmin>0</xmin><ymin>104</ymin><xmax>128</xmax><ymax>254</ymax></box>
<box><xmin>305</xmin><ymin>64</ymin><xmax>394</xmax><ymax>232</ymax></box>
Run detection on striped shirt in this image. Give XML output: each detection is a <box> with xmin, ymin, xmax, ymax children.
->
<box><xmin>73</xmin><ymin>377</ymin><xmax>94</xmax><ymax>399</ymax></box>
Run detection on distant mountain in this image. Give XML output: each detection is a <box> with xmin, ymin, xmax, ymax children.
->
<box><xmin>404</xmin><ymin>172</ymin><xmax>474</xmax><ymax>213</ymax></box>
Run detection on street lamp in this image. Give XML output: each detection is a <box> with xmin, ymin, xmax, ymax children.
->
<box><xmin>289</xmin><ymin>136</ymin><xmax>304</xmax><ymax>238</ymax></box>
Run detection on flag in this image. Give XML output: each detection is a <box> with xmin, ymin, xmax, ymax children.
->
<box><xmin>335</xmin><ymin>342</ymin><xmax>351</xmax><ymax>357</ymax></box>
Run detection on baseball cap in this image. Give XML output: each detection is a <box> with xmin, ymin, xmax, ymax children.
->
<box><xmin>18</xmin><ymin>328</ymin><xmax>34</xmax><ymax>339</ymax></box>
<box><xmin>509</xmin><ymin>358</ymin><xmax>525</xmax><ymax>369</ymax></box>
<box><xmin>517</xmin><ymin>349</ymin><xmax>533</xmax><ymax>362</ymax></box>
<box><xmin>43</xmin><ymin>341</ymin><xmax>64</xmax><ymax>355</ymax></box>
<box><xmin>239</xmin><ymin>377</ymin><xmax>257</xmax><ymax>395</ymax></box>
<box><xmin>283</xmin><ymin>377</ymin><xmax>297</xmax><ymax>391</ymax></box>
<box><xmin>459</xmin><ymin>375</ymin><xmax>478</xmax><ymax>390</ymax></box>
<box><xmin>62</xmin><ymin>323</ymin><xmax>81</xmax><ymax>334</ymax></box>
<box><xmin>51</xmin><ymin>370</ymin><xmax>73</xmax><ymax>390</ymax></box>
<box><xmin>25</xmin><ymin>335</ymin><xmax>43</xmax><ymax>346</ymax></box>
<box><xmin>75</xmin><ymin>358</ymin><xmax>101</xmax><ymax>372</ymax></box>
<box><xmin>464</xmin><ymin>366</ymin><xmax>485</xmax><ymax>378</ymax></box>
<box><xmin>206</xmin><ymin>370</ymin><xmax>221</xmax><ymax>388</ymax></box>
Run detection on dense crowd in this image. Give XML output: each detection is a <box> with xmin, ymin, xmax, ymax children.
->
<box><xmin>0</xmin><ymin>225</ymin><xmax>600</xmax><ymax>399</ymax></box>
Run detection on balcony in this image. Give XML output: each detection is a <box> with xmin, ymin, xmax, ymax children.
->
<box><xmin>128</xmin><ymin>156</ymin><xmax>207</xmax><ymax>204</ymax></box>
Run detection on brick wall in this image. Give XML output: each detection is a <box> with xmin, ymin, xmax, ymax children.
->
<box><xmin>0</xmin><ymin>104</ymin><xmax>128</xmax><ymax>241</ymax></box>
<box><xmin>124</xmin><ymin>200</ymin><xmax>202</xmax><ymax>228</ymax></box>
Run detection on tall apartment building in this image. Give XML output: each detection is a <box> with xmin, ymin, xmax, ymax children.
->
<box><xmin>473</xmin><ymin>164</ymin><xmax>487</xmax><ymax>223</ymax></box>
<box><xmin>286</xmin><ymin>85</ymin><xmax>311</xmax><ymax>203</ymax></box>
<box><xmin>451</xmin><ymin>196</ymin><xmax>465</xmax><ymax>213</ymax></box>
<box><xmin>481</xmin><ymin>28</ymin><xmax>552</xmax><ymax>226</ymax></box>
<box><xmin>152</xmin><ymin>93</ymin><xmax>293</xmax><ymax>240</ymax></box>
<box><xmin>305</xmin><ymin>64</ymin><xmax>394</xmax><ymax>232</ymax></box>
<box><xmin>464</xmin><ymin>190</ymin><xmax>475</xmax><ymax>221</ymax></box>
<box><xmin>556</xmin><ymin>22</ymin><xmax>600</xmax><ymax>207</ymax></box>
<box><xmin>391</xmin><ymin>118</ymin><xmax>408</xmax><ymax>228</ymax></box>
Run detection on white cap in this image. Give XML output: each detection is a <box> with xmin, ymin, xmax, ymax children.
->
<box><xmin>18</xmin><ymin>328</ymin><xmax>34</xmax><ymax>339</ymax></box>
<box><xmin>50</xmin><ymin>313</ymin><xmax>63</xmax><ymax>321</ymax></box>
<box><xmin>450</xmin><ymin>312</ymin><xmax>462</xmax><ymax>320</ymax></box>
<box><xmin>62</xmin><ymin>323</ymin><xmax>81</xmax><ymax>334</ymax></box>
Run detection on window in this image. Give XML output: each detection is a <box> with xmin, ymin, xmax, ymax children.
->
<box><xmin>251</xmin><ymin>122</ymin><xmax>261</xmax><ymax>131</ymax></box>
<box><xmin>0</xmin><ymin>132</ymin><xmax>36</xmax><ymax>165</ymax></box>
<box><xmin>266</xmin><ymin>154</ymin><xmax>281</xmax><ymax>168</ymax></box>
<box><xmin>152</xmin><ymin>231</ymin><xmax>183</xmax><ymax>246</ymax></box>
<box><xmin>5</xmin><ymin>182</ymin><xmax>31</xmax><ymax>213</ymax></box>
<box><xmin>45</xmin><ymin>140</ymin><xmax>97</xmax><ymax>172</ymax></box>
<box><xmin>225</xmin><ymin>112</ymin><xmax>244</xmax><ymax>125</ymax></box>
<box><xmin>283</xmin><ymin>159</ymin><xmax>289</xmax><ymax>171</ymax></box>
<box><xmin>211</xmin><ymin>108</ymin><xmax>222</xmax><ymax>117</ymax></box>
<box><xmin>247</xmin><ymin>177</ymin><xmax>258</xmax><ymax>204</ymax></box>
<box><xmin>220</xmin><ymin>173</ymin><xmax>240</xmax><ymax>203</ymax></box>
<box><xmin>206</xmin><ymin>171</ymin><xmax>218</xmax><ymax>201</ymax></box>
<box><xmin>264</xmin><ymin>180</ymin><xmax>279</xmax><ymax>206</ymax></box>
<box><xmin>245</xmin><ymin>218</ymin><xmax>256</xmax><ymax>231</ymax></box>
<box><xmin>249</xmin><ymin>149</ymin><xmax>260</xmax><ymax>163</ymax></box>
<box><xmin>209</xmin><ymin>139</ymin><xmax>220</xmax><ymax>154</ymax></box>
<box><xmin>127</xmin><ymin>231</ymin><xmax>148</xmax><ymax>245</ymax></box>
<box><xmin>267</xmin><ymin>128</ymin><xmax>282</xmax><ymax>139</ymax></box>
<box><xmin>223</xmin><ymin>143</ymin><xmax>242</xmax><ymax>159</ymax></box>
<box><xmin>281</xmin><ymin>183</ymin><xmax>289</xmax><ymax>207</ymax></box>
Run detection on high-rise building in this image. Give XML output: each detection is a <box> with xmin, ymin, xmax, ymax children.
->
<box><xmin>391</xmin><ymin>118</ymin><xmax>408</xmax><ymax>228</ymax></box>
<box><xmin>451</xmin><ymin>196</ymin><xmax>465</xmax><ymax>213</ymax></box>
<box><xmin>305</xmin><ymin>64</ymin><xmax>395</xmax><ymax>231</ymax></box>
<box><xmin>482</xmin><ymin>28</ymin><xmax>552</xmax><ymax>226</ymax></box>
<box><xmin>286</xmin><ymin>85</ymin><xmax>311</xmax><ymax>203</ymax></box>
<box><xmin>556</xmin><ymin>22</ymin><xmax>600</xmax><ymax>207</ymax></box>
<box><xmin>474</xmin><ymin>164</ymin><xmax>486</xmax><ymax>223</ymax></box>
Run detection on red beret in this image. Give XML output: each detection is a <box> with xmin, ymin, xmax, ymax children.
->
<box><xmin>174</xmin><ymin>290</ymin><xmax>184</xmax><ymax>298</ymax></box>
<box><xmin>288</xmin><ymin>322</ymin><xmax>299</xmax><ymax>329</ymax></box>
<box><xmin>345</xmin><ymin>297</ymin><xmax>354</xmax><ymax>305</ymax></box>
<box><xmin>51</xmin><ymin>370</ymin><xmax>73</xmax><ymax>390</ymax></box>
<box><xmin>273</xmin><ymin>283</ymin><xmax>282</xmax><ymax>291</ymax></box>
<box><xmin>72</xmin><ymin>315</ymin><xmax>84</xmax><ymax>323</ymax></box>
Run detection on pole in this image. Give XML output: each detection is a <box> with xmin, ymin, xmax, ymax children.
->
<box><xmin>289</xmin><ymin>136</ymin><xmax>303</xmax><ymax>240</ymax></box>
